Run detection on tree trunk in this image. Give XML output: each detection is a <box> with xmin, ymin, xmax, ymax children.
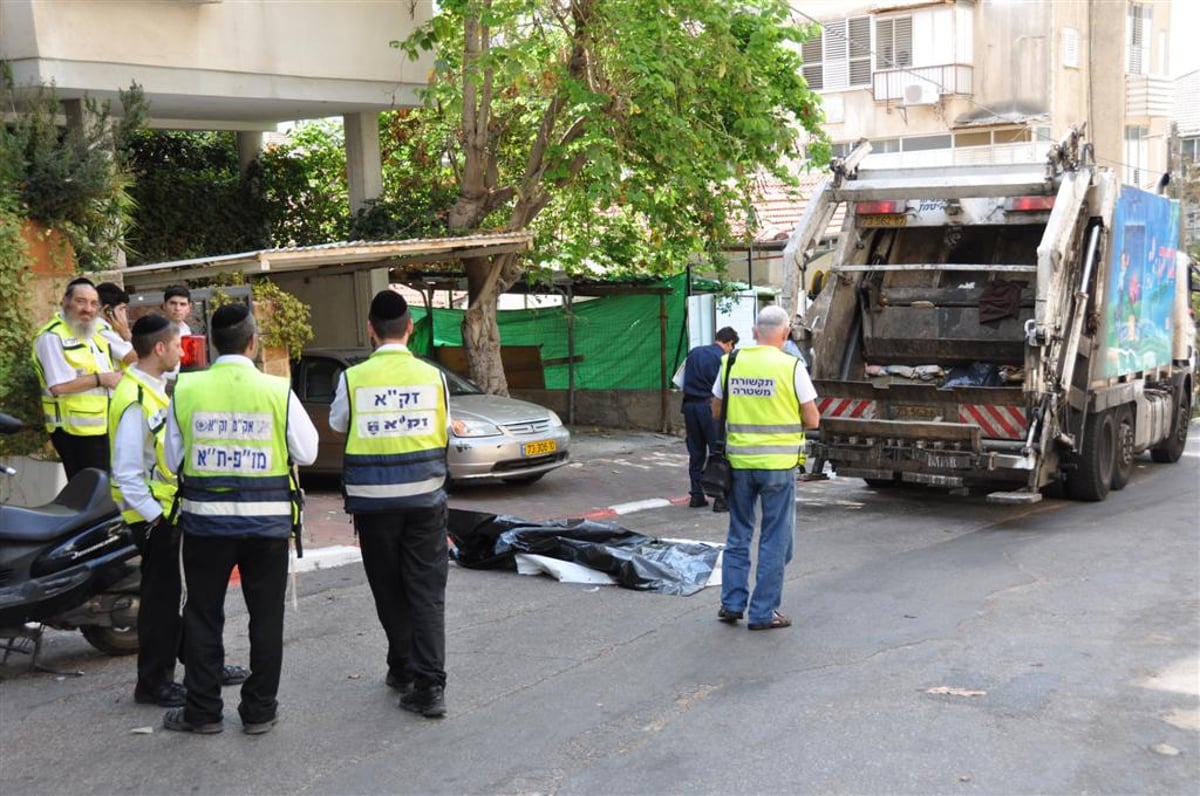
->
<box><xmin>462</xmin><ymin>255</ymin><xmax>509</xmax><ymax>396</ymax></box>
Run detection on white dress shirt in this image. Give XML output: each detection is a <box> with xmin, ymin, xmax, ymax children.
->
<box><xmin>164</xmin><ymin>355</ymin><xmax>319</xmax><ymax>472</ymax></box>
<box><xmin>111</xmin><ymin>366</ymin><xmax>170</xmax><ymax>523</ymax></box>
<box><xmin>98</xmin><ymin>319</ymin><xmax>134</xmax><ymax>366</ymax></box>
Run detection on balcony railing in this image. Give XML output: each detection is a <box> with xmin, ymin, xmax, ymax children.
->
<box><xmin>1125</xmin><ymin>74</ymin><xmax>1173</xmax><ymax>119</ymax></box>
<box><xmin>872</xmin><ymin>64</ymin><xmax>973</xmax><ymax>103</ymax></box>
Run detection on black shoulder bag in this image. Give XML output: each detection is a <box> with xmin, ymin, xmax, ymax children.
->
<box><xmin>700</xmin><ymin>350</ymin><xmax>738</xmax><ymax>499</ymax></box>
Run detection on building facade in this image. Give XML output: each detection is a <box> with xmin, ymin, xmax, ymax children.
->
<box><xmin>0</xmin><ymin>0</ymin><xmax>435</xmax><ymax>211</ymax></box>
<box><xmin>796</xmin><ymin>0</ymin><xmax>1173</xmax><ymax>187</ymax></box>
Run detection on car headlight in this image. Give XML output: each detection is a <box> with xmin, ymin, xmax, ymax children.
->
<box><xmin>547</xmin><ymin>410</ymin><xmax>563</xmax><ymax>428</ymax></box>
<box><xmin>452</xmin><ymin>417</ymin><xmax>503</xmax><ymax>438</ymax></box>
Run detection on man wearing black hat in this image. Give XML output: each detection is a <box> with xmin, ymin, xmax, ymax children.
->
<box><xmin>110</xmin><ymin>313</ymin><xmax>250</xmax><ymax>709</ymax></box>
<box><xmin>329</xmin><ymin>289</ymin><xmax>453</xmax><ymax>719</ymax></box>
<box><xmin>162</xmin><ymin>302</ymin><xmax>318</xmax><ymax>735</ymax></box>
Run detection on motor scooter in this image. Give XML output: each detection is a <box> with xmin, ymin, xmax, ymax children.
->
<box><xmin>0</xmin><ymin>412</ymin><xmax>140</xmax><ymax>672</ymax></box>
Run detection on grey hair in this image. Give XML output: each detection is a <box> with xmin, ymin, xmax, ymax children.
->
<box><xmin>755</xmin><ymin>305</ymin><xmax>790</xmax><ymax>334</ymax></box>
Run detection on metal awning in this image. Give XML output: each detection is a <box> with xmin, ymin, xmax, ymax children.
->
<box><xmin>121</xmin><ymin>232</ymin><xmax>533</xmax><ymax>291</ymax></box>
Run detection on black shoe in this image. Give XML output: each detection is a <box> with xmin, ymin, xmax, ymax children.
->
<box><xmin>162</xmin><ymin>707</ymin><xmax>223</xmax><ymax>734</ymax></box>
<box><xmin>717</xmin><ymin>606</ymin><xmax>743</xmax><ymax>623</ymax></box>
<box><xmin>385</xmin><ymin>671</ymin><xmax>414</xmax><ymax>695</ymax></box>
<box><xmin>712</xmin><ymin>499</ymin><xmax>729</xmax><ymax>513</ymax></box>
<box><xmin>242</xmin><ymin>715</ymin><xmax>278</xmax><ymax>735</ymax></box>
<box><xmin>399</xmin><ymin>685</ymin><xmax>446</xmax><ymax>718</ymax></box>
<box><xmin>220</xmin><ymin>664</ymin><xmax>250</xmax><ymax>686</ymax></box>
<box><xmin>688</xmin><ymin>495</ymin><xmax>708</xmax><ymax>508</ymax></box>
<box><xmin>134</xmin><ymin>681</ymin><xmax>187</xmax><ymax>707</ymax></box>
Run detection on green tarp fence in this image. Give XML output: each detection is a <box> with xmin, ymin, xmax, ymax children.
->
<box><xmin>408</xmin><ymin>273</ymin><xmax>691</xmax><ymax>390</ymax></box>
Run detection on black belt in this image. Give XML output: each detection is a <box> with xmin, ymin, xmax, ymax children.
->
<box><xmin>682</xmin><ymin>395</ymin><xmax>711</xmax><ymax>403</ymax></box>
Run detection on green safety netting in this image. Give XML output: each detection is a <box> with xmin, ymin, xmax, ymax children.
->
<box><xmin>408</xmin><ymin>273</ymin><xmax>694</xmax><ymax>390</ymax></box>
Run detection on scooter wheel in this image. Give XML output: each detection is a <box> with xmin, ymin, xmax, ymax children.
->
<box><xmin>80</xmin><ymin>625</ymin><xmax>139</xmax><ymax>656</ymax></box>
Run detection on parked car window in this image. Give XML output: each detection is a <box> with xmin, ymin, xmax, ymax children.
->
<box><xmin>305</xmin><ymin>360</ymin><xmax>343</xmax><ymax>404</ymax></box>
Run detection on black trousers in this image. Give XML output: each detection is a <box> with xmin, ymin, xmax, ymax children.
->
<box><xmin>683</xmin><ymin>400</ymin><xmax>719</xmax><ymax>498</ymax></box>
<box><xmin>354</xmin><ymin>502</ymin><xmax>448</xmax><ymax>689</ymax></box>
<box><xmin>50</xmin><ymin>430</ymin><xmax>109</xmax><ymax>481</ymax></box>
<box><xmin>131</xmin><ymin>520</ymin><xmax>183</xmax><ymax>691</ymax></box>
<box><xmin>180</xmin><ymin>535</ymin><xmax>288</xmax><ymax>725</ymax></box>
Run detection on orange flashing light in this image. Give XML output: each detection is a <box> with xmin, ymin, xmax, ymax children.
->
<box><xmin>1006</xmin><ymin>196</ymin><xmax>1056</xmax><ymax>212</ymax></box>
<box><xmin>855</xmin><ymin>200</ymin><xmax>907</xmax><ymax>215</ymax></box>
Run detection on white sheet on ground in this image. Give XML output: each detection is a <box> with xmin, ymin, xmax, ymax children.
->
<box><xmin>512</xmin><ymin>544</ymin><xmax>724</xmax><ymax>588</ymax></box>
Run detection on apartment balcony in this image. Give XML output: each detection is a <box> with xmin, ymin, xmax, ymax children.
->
<box><xmin>873</xmin><ymin>64</ymin><xmax>973</xmax><ymax>105</ymax></box>
<box><xmin>1125</xmin><ymin>74</ymin><xmax>1173</xmax><ymax>119</ymax></box>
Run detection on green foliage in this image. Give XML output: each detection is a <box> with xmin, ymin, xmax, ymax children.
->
<box><xmin>0</xmin><ymin>71</ymin><xmax>147</xmax><ymax>270</ymax></box>
<box><xmin>205</xmin><ymin>273</ymin><xmax>314</xmax><ymax>358</ymax></box>
<box><xmin>0</xmin><ymin>193</ymin><xmax>44</xmax><ymax>456</ymax></box>
<box><xmin>393</xmin><ymin>0</ymin><xmax>829</xmax><ymax>276</ymax></box>
<box><xmin>126</xmin><ymin>131</ymin><xmax>269</xmax><ymax>263</ymax></box>
<box><xmin>258</xmin><ymin>120</ymin><xmax>351</xmax><ymax>247</ymax></box>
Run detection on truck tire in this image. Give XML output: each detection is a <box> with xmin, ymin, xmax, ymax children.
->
<box><xmin>1111</xmin><ymin>406</ymin><xmax>1135</xmax><ymax>490</ymax></box>
<box><xmin>1067</xmin><ymin>410</ymin><xmax>1115</xmax><ymax>502</ymax></box>
<box><xmin>1150</xmin><ymin>381</ymin><xmax>1191</xmax><ymax>464</ymax></box>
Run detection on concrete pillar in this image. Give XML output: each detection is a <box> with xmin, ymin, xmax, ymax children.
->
<box><xmin>61</xmin><ymin>99</ymin><xmax>126</xmax><ymax>269</ymax></box>
<box><xmin>237</xmin><ymin>131</ymin><xmax>264</xmax><ymax>175</ymax></box>
<box><xmin>343</xmin><ymin>112</ymin><xmax>383</xmax><ymax>214</ymax></box>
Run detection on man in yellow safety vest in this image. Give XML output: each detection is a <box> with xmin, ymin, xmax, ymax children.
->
<box><xmin>163</xmin><ymin>303</ymin><xmax>317</xmax><ymax>735</ymax></box>
<box><xmin>711</xmin><ymin>305</ymin><xmax>820</xmax><ymax>631</ymax></box>
<box><xmin>329</xmin><ymin>290</ymin><xmax>455</xmax><ymax>719</ymax></box>
<box><xmin>31</xmin><ymin>277</ymin><xmax>123</xmax><ymax>479</ymax></box>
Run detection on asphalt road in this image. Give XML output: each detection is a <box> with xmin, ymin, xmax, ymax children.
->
<box><xmin>2</xmin><ymin>423</ymin><xmax>1197</xmax><ymax>795</ymax></box>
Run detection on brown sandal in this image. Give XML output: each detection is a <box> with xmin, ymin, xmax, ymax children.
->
<box><xmin>747</xmin><ymin>611</ymin><xmax>791</xmax><ymax>630</ymax></box>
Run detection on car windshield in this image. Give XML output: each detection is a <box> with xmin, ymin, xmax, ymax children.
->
<box><xmin>422</xmin><ymin>357</ymin><xmax>484</xmax><ymax>396</ymax></box>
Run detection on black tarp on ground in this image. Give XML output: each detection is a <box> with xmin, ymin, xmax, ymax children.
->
<box><xmin>447</xmin><ymin>509</ymin><xmax>719</xmax><ymax>597</ymax></box>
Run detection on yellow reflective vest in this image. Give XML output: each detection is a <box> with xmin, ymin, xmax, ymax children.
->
<box><xmin>342</xmin><ymin>348</ymin><xmax>448</xmax><ymax>512</ymax></box>
<box><xmin>108</xmin><ymin>369</ymin><xmax>177</xmax><ymax>524</ymax></box>
<box><xmin>172</xmin><ymin>361</ymin><xmax>295</xmax><ymax>538</ymax></box>
<box><xmin>31</xmin><ymin>314</ymin><xmax>112</xmax><ymax>436</ymax></box>
<box><xmin>721</xmin><ymin>346</ymin><xmax>806</xmax><ymax>470</ymax></box>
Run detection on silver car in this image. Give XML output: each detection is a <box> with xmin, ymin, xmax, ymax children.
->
<box><xmin>293</xmin><ymin>348</ymin><xmax>570</xmax><ymax>484</ymax></box>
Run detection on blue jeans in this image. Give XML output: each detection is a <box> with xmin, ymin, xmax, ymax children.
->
<box><xmin>721</xmin><ymin>468</ymin><xmax>796</xmax><ymax>625</ymax></box>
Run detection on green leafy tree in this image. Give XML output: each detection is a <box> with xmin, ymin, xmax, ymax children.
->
<box><xmin>259</xmin><ymin>120</ymin><xmax>353</xmax><ymax>246</ymax></box>
<box><xmin>126</xmin><ymin>131</ymin><xmax>270</xmax><ymax>263</ymax></box>
<box><xmin>0</xmin><ymin>74</ymin><xmax>147</xmax><ymax>270</ymax></box>
<box><xmin>395</xmin><ymin>0</ymin><xmax>827</xmax><ymax>394</ymax></box>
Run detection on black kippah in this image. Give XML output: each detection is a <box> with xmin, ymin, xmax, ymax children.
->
<box><xmin>370</xmin><ymin>290</ymin><xmax>408</xmax><ymax>320</ymax></box>
<box><xmin>211</xmin><ymin>303</ymin><xmax>251</xmax><ymax>330</ymax></box>
<box><xmin>132</xmin><ymin>312</ymin><xmax>172</xmax><ymax>336</ymax></box>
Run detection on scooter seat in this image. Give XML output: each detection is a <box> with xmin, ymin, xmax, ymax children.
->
<box><xmin>0</xmin><ymin>468</ymin><xmax>122</xmax><ymax>542</ymax></box>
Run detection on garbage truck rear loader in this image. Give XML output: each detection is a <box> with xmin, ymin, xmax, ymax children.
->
<box><xmin>790</xmin><ymin>130</ymin><xmax>1194</xmax><ymax>502</ymax></box>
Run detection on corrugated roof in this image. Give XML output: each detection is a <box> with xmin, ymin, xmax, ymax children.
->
<box><xmin>120</xmin><ymin>232</ymin><xmax>533</xmax><ymax>291</ymax></box>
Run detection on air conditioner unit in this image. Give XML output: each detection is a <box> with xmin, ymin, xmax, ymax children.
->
<box><xmin>903</xmin><ymin>82</ymin><xmax>939</xmax><ymax>106</ymax></box>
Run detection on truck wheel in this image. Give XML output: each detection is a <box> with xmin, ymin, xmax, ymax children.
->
<box><xmin>1150</xmin><ymin>381</ymin><xmax>1191</xmax><ymax>463</ymax></box>
<box><xmin>1067</xmin><ymin>410</ymin><xmax>1114</xmax><ymax>502</ymax></box>
<box><xmin>1111</xmin><ymin>406</ymin><xmax>1135</xmax><ymax>490</ymax></box>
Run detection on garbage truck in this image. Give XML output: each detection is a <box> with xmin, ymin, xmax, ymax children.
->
<box><xmin>785</xmin><ymin>128</ymin><xmax>1195</xmax><ymax>502</ymax></box>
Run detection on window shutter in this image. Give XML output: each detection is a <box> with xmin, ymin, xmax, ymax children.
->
<box><xmin>894</xmin><ymin>17</ymin><xmax>912</xmax><ymax>67</ymax></box>
<box><xmin>848</xmin><ymin>16</ymin><xmax>871</xmax><ymax>86</ymax></box>
<box><xmin>825</xmin><ymin>21</ymin><xmax>849</xmax><ymax>89</ymax></box>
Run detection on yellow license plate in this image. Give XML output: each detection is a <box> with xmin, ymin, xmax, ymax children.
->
<box><xmin>523</xmin><ymin>440</ymin><xmax>557</xmax><ymax>457</ymax></box>
<box><xmin>859</xmin><ymin>214</ymin><xmax>907</xmax><ymax>227</ymax></box>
